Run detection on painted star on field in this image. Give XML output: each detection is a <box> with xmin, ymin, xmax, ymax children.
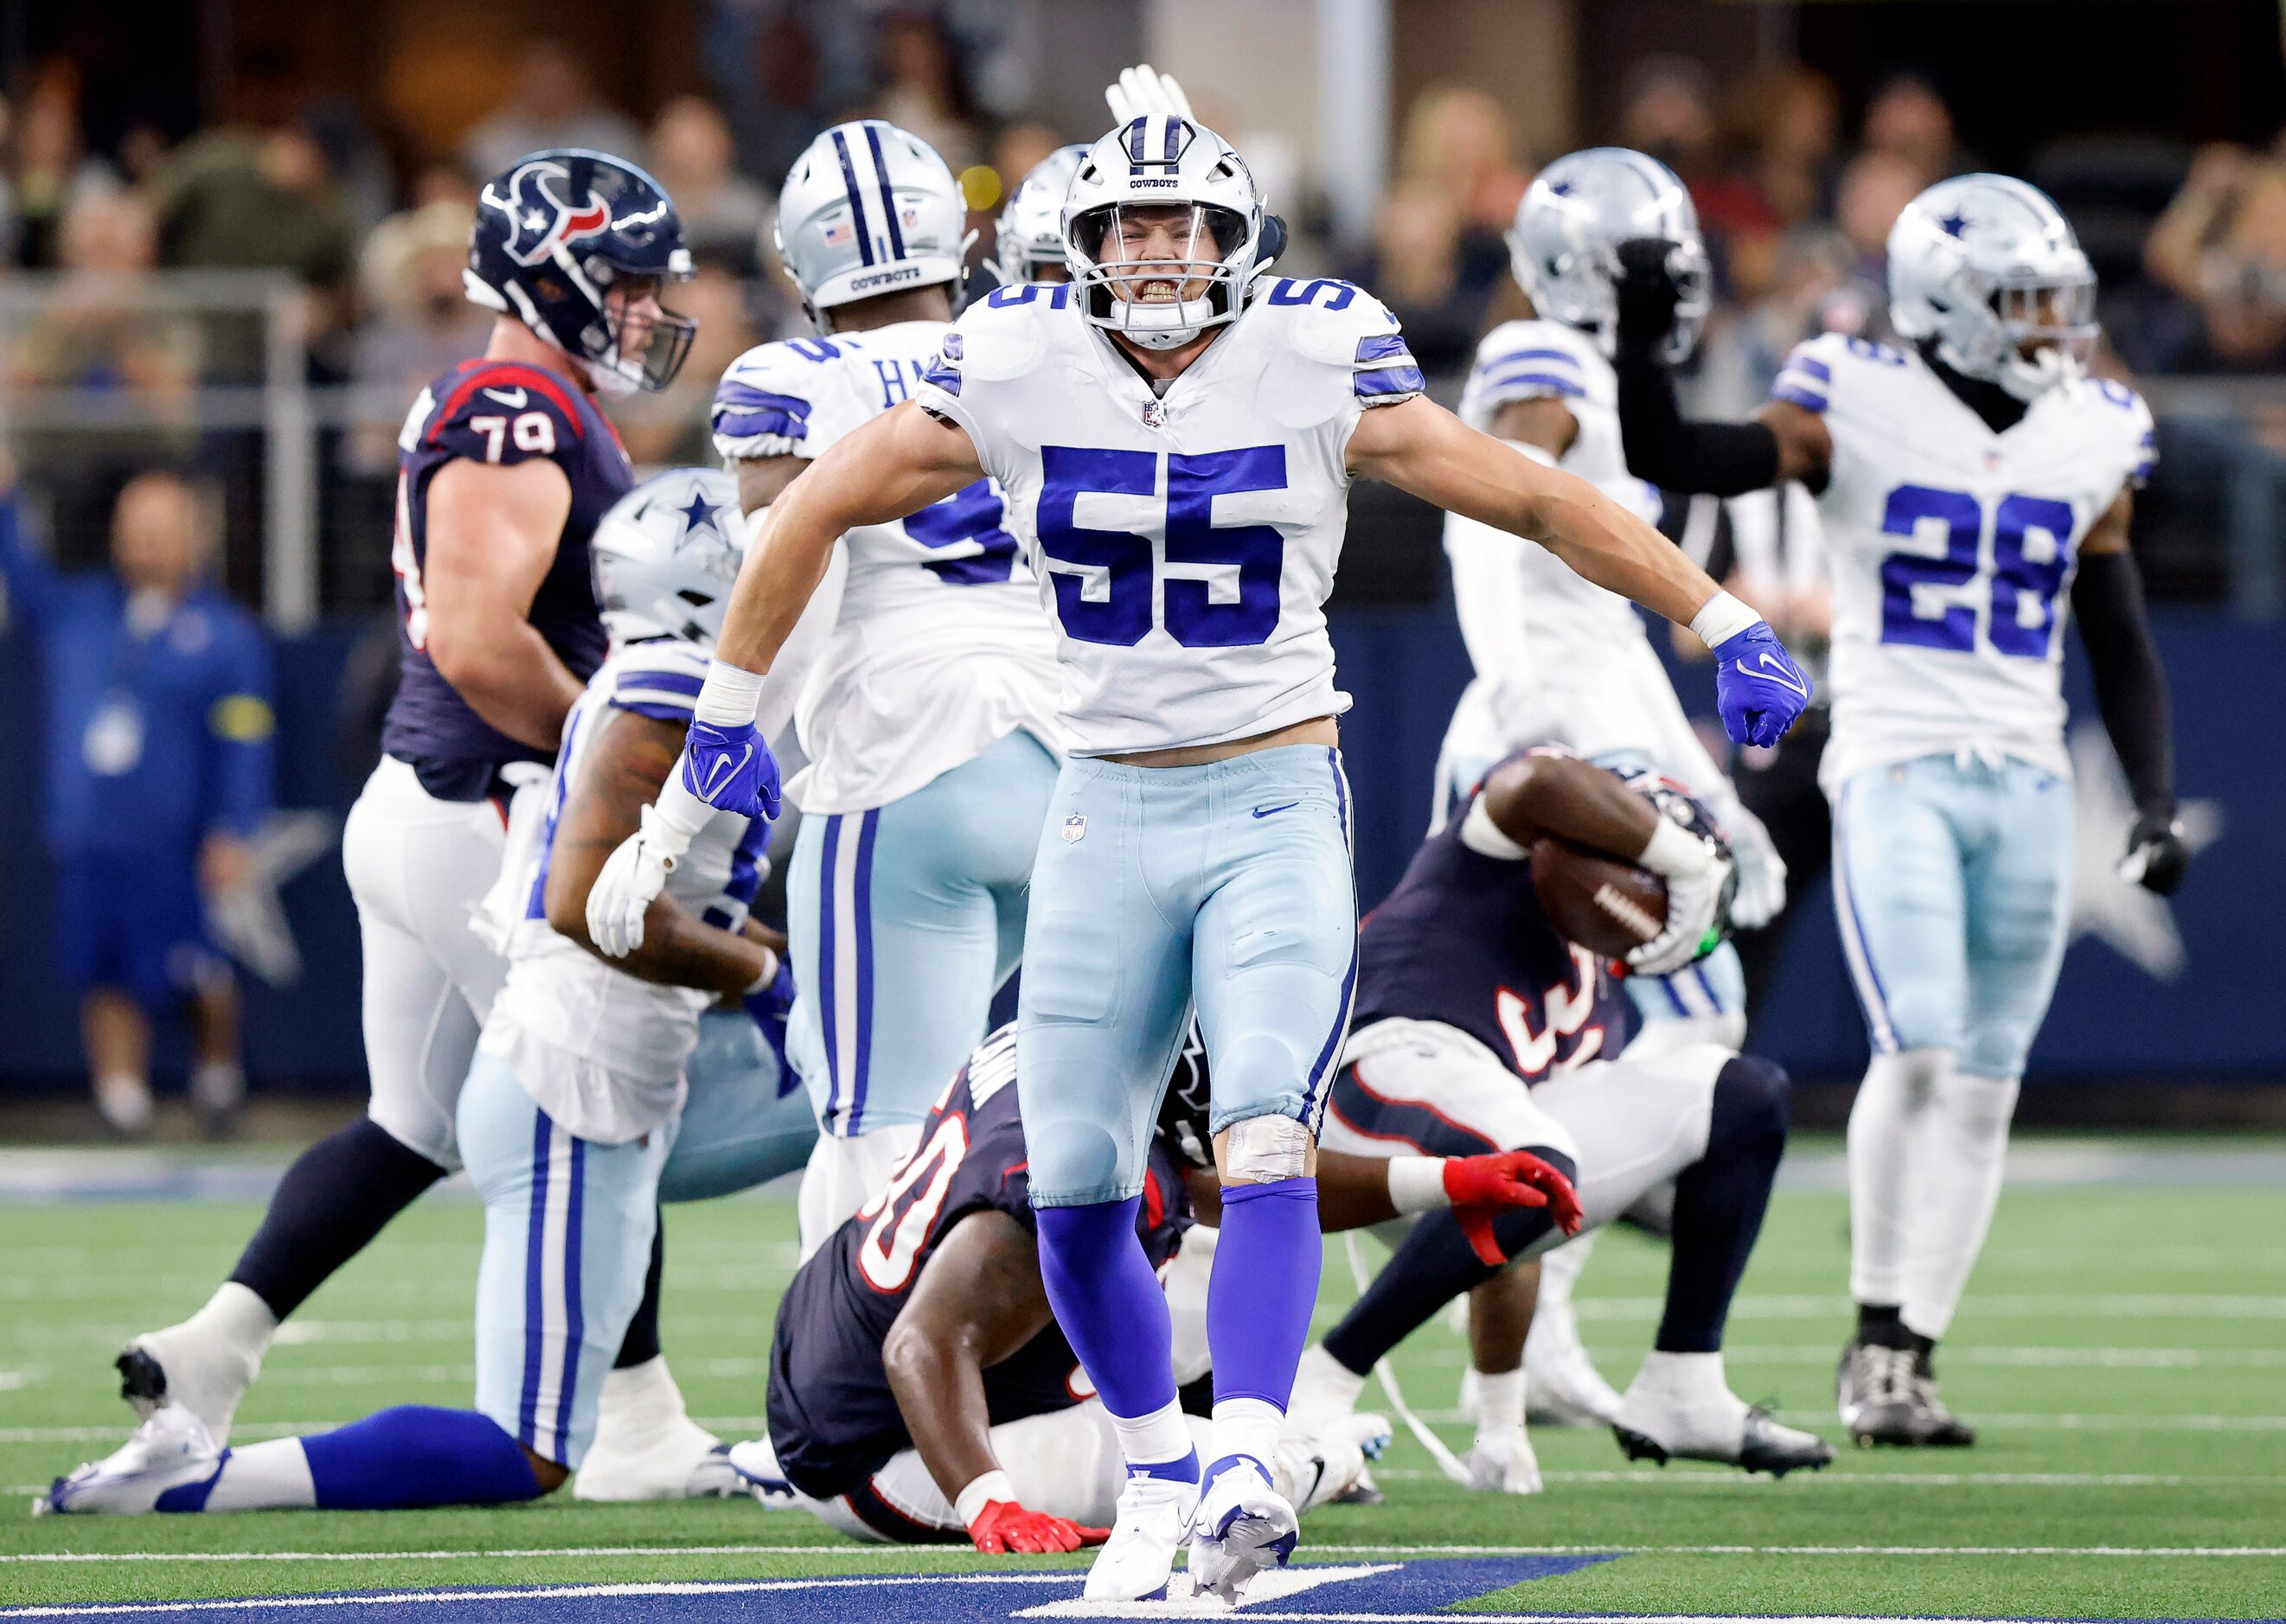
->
<box><xmin>2067</xmin><ymin>721</ymin><xmax>2223</xmax><ymax>981</ymax></box>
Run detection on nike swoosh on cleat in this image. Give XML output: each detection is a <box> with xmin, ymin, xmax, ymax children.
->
<box><xmin>1741</xmin><ymin>650</ymin><xmax>1809</xmax><ymax>698</ymax></box>
<box><xmin>1252</xmin><ymin>802</ymin><xmax>1302</xmax><ymax>818</ymax></box>
<box><xmin>482</xmin><ymin>387</ymin><xmax>529</xmax><ymax>407</ymax></box>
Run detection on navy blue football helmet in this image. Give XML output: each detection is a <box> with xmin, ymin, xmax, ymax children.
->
<box><xmin>466</xmin><ymin>149</ymin><xmax>697</xmax><ymax>397</ymax></box>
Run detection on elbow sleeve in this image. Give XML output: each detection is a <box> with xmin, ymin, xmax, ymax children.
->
<box><xmin>1615</xmin><ymin>341</ymin><xmax>1782</xmax><ymax>497</ymax></box>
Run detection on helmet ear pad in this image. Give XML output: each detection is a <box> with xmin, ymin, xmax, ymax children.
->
<box><xmin>1255</xmin><ymin>212</ymin><xmax>1289</xmax><ymax>277</ymax></box>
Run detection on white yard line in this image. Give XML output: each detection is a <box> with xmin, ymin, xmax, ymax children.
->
<box><xmin>1369</xmin><ymin>1468</ymin><xmax>2280</xmax><ymax>1487</ymax></box>
<box><xmin>6</xmin><ymin>1542</ymin><xmax>2283</xmax><ymax>1568</ymax></box>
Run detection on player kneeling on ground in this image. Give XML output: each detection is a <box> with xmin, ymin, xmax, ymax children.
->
<box><xmin>1284</xmin><ymin>748</ymin><xmax>1834</xmax><ymax>1480</ymax></box>
<box><xmin>727</xmin><ymin>1024</ymin><xmax>1578</xmax><ymax>1557</ymax></box>
<box><xmin>37</xmin><ymin>472</ymin><xmax>818</xmax><ymax>1516</ymax></box>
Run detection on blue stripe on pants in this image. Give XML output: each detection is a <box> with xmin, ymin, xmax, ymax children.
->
<box><xmin>1302</xmin><ymin>748</ymin><xmax>1359</xmax><ymax>1122</ymax></box>
<box><xmin>817</xmin><ymin>814</ymin><xmax>842</xmax><ymax>1122</ymax></box>
<box><xmin>517</xmin><ymin>1109</ymin><xmax>551</xmax><ymax>1450</ymax></box>
<box><xmin>554</xmin><ymin>1136</ymin><xmax>586</xmax><ymax>1459</ymax></box>
<box><xmin>849</xmin><ymin>809</ymin><xmax>879</xmax><ymax>1129</ymax></box>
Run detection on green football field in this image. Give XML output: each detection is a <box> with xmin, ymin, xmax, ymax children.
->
<box><xmin>2</xmin><ymin>1140</ymin><xmax>2282</xmax><ymax>1619</ymax></box>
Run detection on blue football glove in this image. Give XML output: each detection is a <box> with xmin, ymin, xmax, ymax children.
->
<box><xmin>680</xmin><ymin>718</ymin><xmax>782</xmax><ymax>821</ymax></box>
<box><xmin>742</xmin><ymin>957</ymin><xmax>798</xmax><ymax>1094</ymax></box>
<box><xmin>1711</xmin><ymin>622</ymin><xmax>1814</xmax><ymax>748</ymax></box>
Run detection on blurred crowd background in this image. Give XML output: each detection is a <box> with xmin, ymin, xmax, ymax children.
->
<box><xmin>3</xmin><ymin>0</ymin><xmax>2286</xmax><ymax>1120</ymax></box>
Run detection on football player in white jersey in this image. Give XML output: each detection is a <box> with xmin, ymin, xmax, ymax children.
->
<box><xmin>587</xmin><ymin>112</ymin><xmax>1809</xmax><ymax>1601</ymax></box>
<box><xmin>1433</xmin><ymin>148</ymin><xmax>1796</xmax><ymax>1430</ymax></box>
<box><xmin>40</xmin><ymin>471</ymin><xmax>816</xmax><ymax>1516</ymax></box>
<box><xmin>1610</xmin><ymin>174</ymin><xmax>2190</xmax><ymax>1447</ymax></box>
<box><xmin>708</xmin><ymin>121</ymin><xmax>1064</xmax><ymax>1255</ymax></box>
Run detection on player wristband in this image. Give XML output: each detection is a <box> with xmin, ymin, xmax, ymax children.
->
<box><xmin>1386</xmin><ymin>1157</ymin><xmax>1452</xmax><ymax>1214</ymax></box>
<box><xmin>1687</xmin><ymin>590</ymin><xmax>1761</xmax><ymax>651</ymax></box>
<box><xmin>650</xmin><ymin>774</ymin><xmax>713</xmax><ymax>845</ymax></box>
<box><xmin>955</xmin><ymin>1469</ymin><xmax>1017</xmax><ymax>1528</ymax></box>
<box><xmin>1636</xmin><ymin>815</ymin><xmax>1715</xmax><ymax>879</ymax></box>
<box><xmin>694</xmin><ymin>659</ymin><xmax>767</xmax><ymax>728</ymax></box>
<box><xmin>744</xmin><ymin>948</ymin><xmax>781</xmax><ymax>996</ymax></box>
<box><xmin>1460</xmin><ymin>797</ymin><xmax>1528</xmax><ymax>861</ymax></box>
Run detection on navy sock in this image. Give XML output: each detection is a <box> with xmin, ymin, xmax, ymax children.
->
<box><xmin>1036</xmin><ymin>1197</ymin><xmax>1178</xmax><ymax>1420</ymax></box>
<box><xmin>1207</xmin><ymin>1178</ymin><xmax>1321</xmax><ymax>1410</ymax></box>
<box><xmin>1322</xmin><ymin>1147</ymin><xmax>1574</xmax><ymax>1375</ymax></box>
<box><xmin>615</xmin><ymin>1212</ymin><xmax>665</xmax><ymax>1369</ymax></box>
<box><xmin>303</xmin><ymin>1406</ymin><xmax>542</xmax><ymax>1509</ymax></box>
<box><xmin>1657</xmin><ymin>1056</ymin><xmax>1790</xmax><ymax>1353</ymax></box>
<box><xmin>229</xmin><ymin>1120</ymin><xmax>445</xmax><ymax>1320</ymax></box>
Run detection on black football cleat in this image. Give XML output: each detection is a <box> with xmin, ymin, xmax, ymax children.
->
<box><xmin>1837</xmin><ymin>1339</ymin><xmax>1924</xmax><ymax>1447</ymax></box>
<box><xmin>1911</xmin><ymin>1371</ymin><xmax>1977</xmax><ymax>1448</ymax></box>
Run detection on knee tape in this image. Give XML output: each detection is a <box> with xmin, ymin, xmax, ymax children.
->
<box><xmin>1220</xmin><ymin>1114</ymin><xmax>1313</xmax><ymax>1182</ymax></box>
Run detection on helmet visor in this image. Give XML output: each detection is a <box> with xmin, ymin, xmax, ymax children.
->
<box><xmin>1071</xmin><ymin>201</ymin><xmax>1245</xmax><ymax>305</ymax></box>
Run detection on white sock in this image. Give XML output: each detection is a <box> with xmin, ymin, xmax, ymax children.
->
<box><xmin>1901</xmin><ymin>1071</ymin><xmax>2020</xmax><ymax>1340</ymax></box>
<box><xmin>204</xmin><ymin>1438</ymin><xmax>316</xmax><ymax>1511</ymax></box>
<box><xmin>1471</xmin><ymin>1366</ymin><xmax>1525</xmax><ymax>1434</ymax></box>
<box><xmin>1108</xmin><ymin>1398</ymin><xmax>1194</xmax><ymax>1474</ymax></box>
<box><xmin>187</xmin><ymin>1282</ymin><xmax>280</xmax><ymax>1366</ymax></box>
<box><xmin>95</xmin><ymin>1073</ymin><xmax>154</xmax><ymax>1132</ymax></box>
<box><xmin>1210</xmin><ymin>1397</ymin><xmax>1284</xmax><ymax>1479</ymax></box>
<box><xmin>592</xmin><ymin>1353</ymin><xmax>694</xmax><ymax>1443</ymax></box>
<box><xmin>1847</xmin><ymin>1047</ymin><xmax>1950</xmax><ymax>1308</ymax></box>
<box><xmin>191</xmin><ymin>1061</ymin><xmax>245</xmax><ymax>1110</ymax></box>
<box><xmin>1294</xmin><ymin>1343</ymin><xmax>1369</xmax><ymax>1412</ymax></box>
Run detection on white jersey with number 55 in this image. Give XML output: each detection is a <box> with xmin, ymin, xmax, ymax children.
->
<box><xmin>911</xmin><ymin>278</ymin><xmax>1424</xmax><ymax>756</ymax></box>
<box><xmin>1771</xmin><ymin>332</ymin><xmax>2154</xmax><ymax>791</ymax></box>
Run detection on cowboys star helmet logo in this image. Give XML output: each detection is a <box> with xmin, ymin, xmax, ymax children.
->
<box><xmin>484</xmin><ymin>159</ymin><xmax>613</xmax><ymax>269</ymax></box>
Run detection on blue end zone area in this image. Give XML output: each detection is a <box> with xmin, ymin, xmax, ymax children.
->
<box><xmin>0</xmin><ymin>1557</ymin><xmax>1613</xmax><ymax>1621</ymax></box>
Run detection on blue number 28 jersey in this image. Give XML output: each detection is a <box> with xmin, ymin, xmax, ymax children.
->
<box><xmin>1771</xmin><ymin>335</ymin><xmax>2153</xmax><ymax>792</ymax></box>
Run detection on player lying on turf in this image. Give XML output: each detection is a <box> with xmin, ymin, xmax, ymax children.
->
<box><xmin>726</xmin><ymin>1023</ymin><xmax>1580</xmax><ymax>1551</ymax></box>
<box><xmin>1280</xmin><ymin>747</ymin><xmax>1834</xmax><ymax>1480</ymax></box>
<box><xmin>37</xmin><ymin>472</ymin><xmax>820</xmax><ymax>1517</ymax></box>
<box><xmin>585</xmin><ymin>92</ymin><xmax>1810</xmax><ymax>1608</ymax></box>
<box><xmin>1608</xmin><ymin>174</ymin><xmax>2188</xmax><ymax>1448</ymax></box>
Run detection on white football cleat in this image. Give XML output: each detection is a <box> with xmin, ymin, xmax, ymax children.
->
<box><xmin>726</xmin><ymin>1437</ymin><xmax>802</xmax><ymax>1508</ymax></box>
<box><xmin>1084</xmin><ymin>1472</ymin><xmax>1199</xmax><ymax>1602</ymax></box>
<box><xmin>115</xmin><ymin>1326</ymin><xmax>259</xmax><ymax>1450</ymax></box>
<box><xmin>1613</xmin><ymin>1351</ymin><xmax>1834</xmax><ymax>1477</ymax></box>
<box><xmin>574</xmin><ymin>1358</ymin><xmax>739</xmax><ymax>1500</ymax></box>
<box><xmin>1461</xmin><ymin>1423</ymin><xmax>1544</xmax><ymax>1494</ymax></box>
<box><xmin>1271</xmin><ymin>1409</ymin><xmax>1385</xmax><ymax>1514</ymax></box>
<box><xmin>1523</xmin><ymin>1308</ymin><xmax>1624</xmax><ymax>1428</ymax></box>
<box><xmin>35</xmin><ymin>1405</ymin><xmax>221</xmax><ymax>1515</ymax></box>
<box><xmin>1186</xmin><ymin>1455</ymin><xmax>1298</xmax><ymax>1605</ymax></box>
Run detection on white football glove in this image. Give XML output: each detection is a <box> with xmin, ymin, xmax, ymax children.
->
<box><xmin>1624</xmin><ymin>817</ymin><xmax>1734</xmax><ymax>980</ymax></box>
<box><xmin>1720</xmin><ymin>803</ymin><xmax>1788</xmax><ymax>930</ymax></box>
<box><xmin>1105</xmin><ymin>64</ymin><xmax>1193</xmax><ymax>124</ymax></box>
<box><xmin>585</xmin><ymin>803</ymin><xmax>694</xmax><ymax>959</ymax></box>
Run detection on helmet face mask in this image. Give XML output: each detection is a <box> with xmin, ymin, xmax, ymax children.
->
<box><xmin>1887</xmin><ymin>173</ymin><xmax>2100</xmax><ymax>401</ymax></box>
<box><xmin>469</xmin><ymin>150</ymin><xmax>696</xmax><ymax>398</ymax></box>
<box><xmin>1508</xmin><ymin>147</ymin><xmax>1711</xmax><ymax>362</ymax></box>
<box><xmin>1063</xmin><ymin>116</ymin><xmax>1264</xmax><ymax>351</ymax></box>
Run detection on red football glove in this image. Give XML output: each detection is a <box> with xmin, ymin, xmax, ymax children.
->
<box><xmin>1444</xmin><ymin>1149</ymin><xmax>1585</xmax><ymax>1267</ymax></box>
<box><xmin>968</xmin><ymin>1498</ymin><xmax>1111</xmax><ymax>1555</ymax></box>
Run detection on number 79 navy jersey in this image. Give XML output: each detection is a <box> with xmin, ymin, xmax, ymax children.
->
<box><xmin>381</xmin><ymin>358</ymin><xmax>630</xmax><ymax>799</ymax></box>
<box><xmin>1771</xmin><ymin>335</ymin><xmax>2153</xmax><ymax>792</ymax></box>
<box><xmin>912</xmin><ymin>278</ymin><xmax>1424</xmax><ymax>757</ymax></box>
<box><xmin>764</xmin><ymin>1026</ymin><xmax>1188</xmax><ymax>1500</ymax></box>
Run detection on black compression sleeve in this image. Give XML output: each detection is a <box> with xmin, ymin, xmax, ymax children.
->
<box><xmin>2071</xmin><ymin>548</ymin><xmax>2175</xmax><ymax>819</ymax></box>
<box><xmin>1613</xmin><ymin>339</ymin><xmax>1783</xmax><ymax>497</ymax></box>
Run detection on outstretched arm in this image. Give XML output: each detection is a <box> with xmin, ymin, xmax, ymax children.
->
<box><xmin>883</xmin><ymin>1211</ymin><xmax>1110</xmax><ymax>1553</ymax></box>
<box><xmin>2072</xmin><ymin>489</ymin><xmax>2189</xmax><ymax>894</ymax></box>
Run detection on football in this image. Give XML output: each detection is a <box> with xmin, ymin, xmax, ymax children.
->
<box><xmin>1528</xmin><ymin>837</ymin><xmax>1669</xmax><ymax>959</ymax></box>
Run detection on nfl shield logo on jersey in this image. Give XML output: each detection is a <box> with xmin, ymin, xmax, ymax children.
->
<box><xmin>1062</xmin><ymin>815</ymin><xmax>1087</xmax><ymax>843</ymax></box>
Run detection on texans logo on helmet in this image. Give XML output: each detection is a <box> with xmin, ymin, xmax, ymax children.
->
<box><xmin>485</xmin><ymin>158</ymin><xmax>613</xmax><ymax>269</ymax></box>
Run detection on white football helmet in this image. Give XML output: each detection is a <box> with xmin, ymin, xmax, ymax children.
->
<box><xmin>996</xmin><ymin>144</ymin><xmax>1089</xmax><ymax>284</ymax></box>
<box><xmin>591</xmin><ymin>468</ymin><xmax>746</xmax><ymax>650</ymax></box>
<box><xmin>1887</xmin><ymin>173</ymin><xmax>2097</xmax><ymax>401</ymax></box>
<box><xmin>1507</xmin><ymin>147</ymin><xmax>1711</xmax><ymax>363</ymax></box>
<box><xmin>1062</xmin><ymin>114</ymin><xmax>1265</xmax><ymax>350</ymax></box>
<box><xmin>772</xmin><ymin>120</ymin><xmax>966</xmax><ymax>315</ymax></box>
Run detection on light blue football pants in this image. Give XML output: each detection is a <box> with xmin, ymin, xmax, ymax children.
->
<box><xmin>1017</xmin><ymin>745</ymin><xmax>1359</xmax><ymax>1208</ymax></box>
<box><xmin>1830</xmin><ymin>752</ymin><xmax>2074</xmax><ymax>1079</ymax></box>
<box><xmin>458</xmin><ymin>1053</ymin><xmax>669</xmax><ymax>1470</ymax></box>
<box><xmin>658</xmin><ymin>1009</ymin><xmax>819</xmax><ymax>1203</ymax></box>
<box><xmin>786</xmin><ymin>728</ymin><xmax>1060</xmax><ymax>1137</ymax></box>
